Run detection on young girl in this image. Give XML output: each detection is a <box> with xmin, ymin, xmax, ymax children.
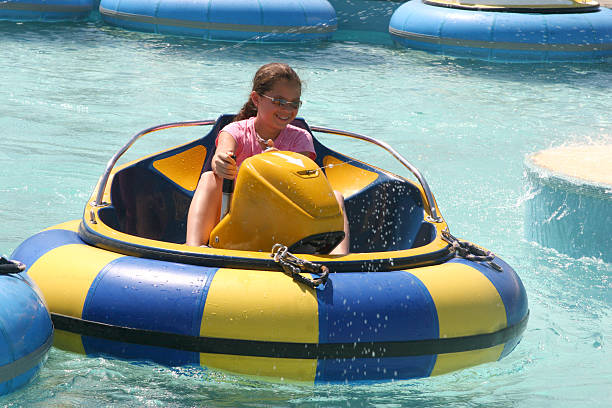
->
<box><xmin>186</xmin><ymin>63</ymin><xmax>349</xmax><ymax>254</ymax></box>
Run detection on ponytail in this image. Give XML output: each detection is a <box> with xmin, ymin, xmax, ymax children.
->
<box><xmin>233</xmin><ymin>62</ymin><xmax>301</xmax><ymax>122</ymax></box>
<box><xmin>234</xmin><ymin>99</ymin><xmax>257</xmax><ymax>122</ymax></box>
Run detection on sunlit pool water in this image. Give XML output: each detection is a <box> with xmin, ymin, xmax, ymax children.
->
<box><xmin>1</xmin><ymin>15</ymin><xmax>611</xmax><ymax>407</ymax></box>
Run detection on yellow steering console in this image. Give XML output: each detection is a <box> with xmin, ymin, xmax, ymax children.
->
<box><xmin>209</xmin><ymin>151</ymin><xmax>345</xmax><ymax>253</ymax></box>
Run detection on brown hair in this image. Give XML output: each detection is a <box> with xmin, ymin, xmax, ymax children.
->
<box><xmin>234</xmin><ymin>63</ymin><xmax>302</xmax><ymax>122</ymax></box>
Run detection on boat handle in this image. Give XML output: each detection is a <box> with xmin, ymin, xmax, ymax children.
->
<box><xmin>92</xmin><ymin>120</ymin><xmax>443</xmax><ymax>223</ymax></box>
<box><xmin>310</xmin><ymin>126</ymin><xmax>443</xmax><ymax>223</ymax></box>
<box><xmin>92</xmin><ymin>120</ymin><xmax>216</xmax><ymax>206</ymax></box>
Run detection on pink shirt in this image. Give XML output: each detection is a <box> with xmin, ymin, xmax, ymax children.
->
<box><xmin>218</xmin><ymin>117</ymin><xmax>316</xmax><ymax>168</ymax></box>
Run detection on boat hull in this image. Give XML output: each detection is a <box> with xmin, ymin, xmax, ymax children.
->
<box><xmin>0</xmin><ymin>264</ymin><xmax>53</xmax><ymax>395</ymax></box>
<box><xmin>0</xmin><ymin>0</ymin><xmax>94</xmax><ymax>21</ymax></box>
<box><xmin>13</xmin><ymin>220</ymin><xmax>528</xmax><ymax>383</ymax></box>
<box><xmin>98</xmin><ymin>0</ymin><xmax>337</xmax><ymax>42</ymax></box>
<box><xmin>389</xmin><ymin>0</ymin><xmax>612</xmax><ymax>63</ymax></box>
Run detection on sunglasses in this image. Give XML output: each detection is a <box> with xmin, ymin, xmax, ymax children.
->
<box><xmin>260</xmin><ymin>94</ymin><xmax>302</xmax><ymax>110</ymax></box>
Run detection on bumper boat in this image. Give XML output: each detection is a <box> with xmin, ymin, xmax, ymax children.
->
<box><xmin>0</xmin><ymin>257</ymin><xmax>53</xmax><ymax>395</ymax></box>
<box><xmin>12</xmin><ymin>115</ymin><xmax>528</xmax><ymax>384</ymax></box>
<box><xmin>99</xmin><ymin>0</ymin><xmax>337</xmax><ymax>42</ymax></box>
<box><xmin>389</xmin><ymin>0</ymin><xmax>612</xmax><ymax>63</ymax></box>
<box><xmin>0</xmin><ymin>0</ymin><xmax>94</xmax><ymax>21</ymax></box>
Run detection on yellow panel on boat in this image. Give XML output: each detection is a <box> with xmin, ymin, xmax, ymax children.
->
<box><xmin>43</xmin><ymin>219</ymin><xmax>81</xmax><ymax>232</ymax></box>
<box><xmin>152</xmin><ymin>145</ymin><xmax>207</xmax><ymax>191</ymax></box>
<box><xmin>431</xmin><ymin>344</ymin><xmax>505</xmax><ymax>376</ymax></box>
<box><xmin>200</xmin><ymin>268</ymin><xmax>319</xmax><ymax>343</ymax></box>
<box><xmin>200</xmin><ymin>353</ymin><xmax>316</xmax><ymax>384</ymax></box>
<box><xmin>53</xmin><ymin>329</ymin><xmax>86</xmax><ymax>355</ymax></box>
<box><xmin>409</xmin><ymin>262</ymin><xmax>507</xmax><ymax>375</ymax></box>
<box><xmin>322</xmin><ymin>155</ymin><xmax>378</xmax><ymax>198</ymax></box>
<box><xmin>408</xmin><ymin>262</ymin><xmax>507</xmax><ymax>338</ymax></box>
<box><xmin>28</xmin><ymin>244</ymin><xmax>123</xmax><ymax>319</ymax></box>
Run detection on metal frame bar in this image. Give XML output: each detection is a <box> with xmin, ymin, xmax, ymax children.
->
<box><xmin>91</xmin><ymin>120</ymin><xmax>442</xmax><ymax>222</ymax></box>
<box><xmin>311</xmin><ymin>126</ymin><xmax>442</xmax><ymax>222</ymax></box>
<box><xmin>92</xmin><ymin>120</ymin><xmax>215</xmax><ymax>206</ymax></box>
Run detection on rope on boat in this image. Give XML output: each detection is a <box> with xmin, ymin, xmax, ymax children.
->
<box><xmin>271</xmin><ymin>244</ymin><xmax>330</xmax><ymax>288</ymax></box>
<box><xmin>0</xmin><ymin>256</ymin><xmax>25</xmax><ymax>275</ymax></box>
<box><xmin>441</xmin><ymin>230</ymin><xmax>503</xmax><ymax>272</ymax></box>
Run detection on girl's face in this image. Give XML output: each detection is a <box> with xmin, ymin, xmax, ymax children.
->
<box><xmin>251</xmin><ymin>80</ymin><xmax>301</xmax><ymax>134</ymax></box>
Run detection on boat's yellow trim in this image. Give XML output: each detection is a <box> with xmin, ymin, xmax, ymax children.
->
<box><xmin>43</xmin><ymin>219</ymin><xmax>81</xmax><ymax>233</ymax></box>
<box><xmin>84</xmin><ymin>198</ymin><xmax>449</xmax><ymax>264</ymax></box>
<box><xmin>83</xmin><ymin>183</ymin><xmax>448</xmax><ymax>261</ymax></box>
<box><xmin>27</xmin><ymin>244</ymin><xmax>122</xmax><ymax>318</ymax></box>
<box><xmin>409</xmin><ymin>263</ymin><xmax>507</xmax><ymax>338</ymax></box>
<box><xmin>199</xmin><ymin>353</ymin><xmax>316</xmax><ymax>384</ymax></box>
<box><xmin>53</xmin><ymin>330</ymin><xmax>87</xmax><ymax>355</ymax></box>
<box><xmin>431</xmin><ymin>345</ymin><xmax>505</xmax><ymax>376</ymax></box>
<box><xmin>322</xmin><ymin>155</ymin><xmax>379</xmax><ymax>198</ymax></box>
<box><xmin>201</xmin><ymin>268</ymin><xmax>319</xmax><ymax>342</ymax></box>
<box><xmin>152</xmin><ymin>145</ymin><xmax>207</xmax><ymax>192</ymax></box>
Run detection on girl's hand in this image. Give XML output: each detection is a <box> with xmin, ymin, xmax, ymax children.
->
<box><xmin>212</xmin><ymin>151</ymin><xmax>237</xmax><ymax>179</ymax></box>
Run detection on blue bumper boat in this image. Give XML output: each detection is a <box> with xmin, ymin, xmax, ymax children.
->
<box><xmin>390</xmin><ymin>0</ymin><xmax>612</xmax><ymax>62</ymax></box>
<box><xmin>99</xmin><ymin>0</ymin><xmax>337</xmax><ymax>42</ymax></box>
<box><xmin>0</xmin><ymin>257</ymin><xmax>53</xmax><ymax>395</ymax></box>
<box><xmin>0</xmin><ymin>0</ymin><xmax>94</xmax><ymax>21</ymax></box>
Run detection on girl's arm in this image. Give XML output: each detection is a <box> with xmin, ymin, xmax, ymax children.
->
<box><xmin>185</xmin><ymin>131</ymin><xmax>238</xmax><ymax>246</ymax></box>
<box><xmin>212</xmin><ymin>131</ymin><xmax>238</xmax><ymax>179</ymax></box>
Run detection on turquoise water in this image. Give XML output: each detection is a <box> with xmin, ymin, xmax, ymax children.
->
<box><xmin>1</xmin><ymin>17</ymin><xmax>611</xmax><ymax>407</ymax></box>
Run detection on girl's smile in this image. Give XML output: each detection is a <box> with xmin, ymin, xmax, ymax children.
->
<box><xmin>252</xmin><ymin>79</ymin><xmax>301</xmax><ymax>139</ymax></box>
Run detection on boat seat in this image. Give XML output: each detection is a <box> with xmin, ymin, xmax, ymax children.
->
<box><xmin>102</xmin><ymin>116</ymin><xmax>435</xmax><ymax>252</ymax></box>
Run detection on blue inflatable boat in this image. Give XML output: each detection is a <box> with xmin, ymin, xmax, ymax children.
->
<box><xmin>99</xmin><ymin>0</ymin><xmax>337</xmax><ymax>42</ymax></box>
<box><xmin>0</xmin><ymin>257</ymin><xmax>53</xmax><ymax>395</ymax></box>
<box><xmin>389</xmin><ymin>0</ymin><xmax>612</xmax><ymax>62</ymax></box>
<box><xmin>0</xmin><ymin>0</ymin><xmax>94</xmax><ymax>21</ymax></box>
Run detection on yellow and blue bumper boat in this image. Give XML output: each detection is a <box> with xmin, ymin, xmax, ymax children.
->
<box><xmin>12</xmin><ymin>115</ymin><xmax>528</xmax><ymax>384</ymax></box>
